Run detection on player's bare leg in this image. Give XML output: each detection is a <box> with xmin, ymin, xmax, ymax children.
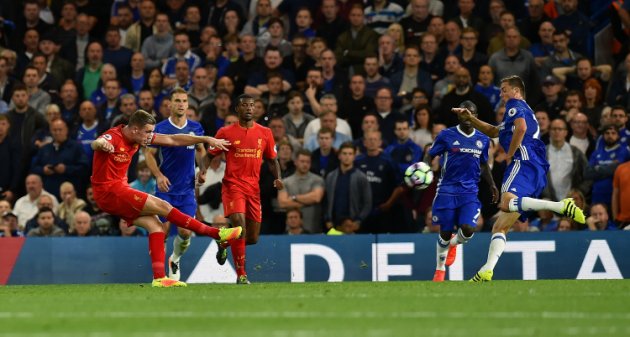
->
<box><xmin>140</xmin><ymin>195</ymin><xmax>241</xmax><ymax>242</ymax></box>
<box><xmin>133</xmin><ymin>215</ymin><xmax>186</xmax><ymax>287</ymax></box>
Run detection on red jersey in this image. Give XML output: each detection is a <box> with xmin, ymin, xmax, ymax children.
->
<box><xmin>209</xmin><ymin>122</ymin><xmax>276</xmax><ymax>193</ymax></box>
<box><xmin>91</xmin><ymin>125</ymin><xmax>155</xmax><ymax>187</ymax></box>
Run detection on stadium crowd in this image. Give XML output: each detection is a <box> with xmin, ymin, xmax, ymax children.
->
<box><xmin>1</xmin><ymin>0</ymin><xmax>630</xmax><ymax>238</ymax></box>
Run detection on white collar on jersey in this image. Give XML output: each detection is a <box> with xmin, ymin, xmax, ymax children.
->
<box><xmin>456</xmin><ymin>125</ymin><xmax>475</xmax><ymax>138</ymax></box>
<box><xmin>168</xmin><ymin>117</ymin><xmax>188</xmax><ymax>130</ymax></box>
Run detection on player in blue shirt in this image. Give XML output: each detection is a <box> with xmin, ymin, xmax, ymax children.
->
<box><xmin>453</xmin><ymin>75</ymin><xmax>586</xmax><ymax>282</ymax></box>
<box><xmin>143</xmin><ymin>88</ymin><xmax>206</xmax><ymax>281</ymax></box>
<box><xmin>428</xmin><ymin>101</ymin><xmax>498</xmax><ymax>282</ymax></box>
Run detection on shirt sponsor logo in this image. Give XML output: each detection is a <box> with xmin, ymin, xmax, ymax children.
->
<box><xmin>235</xmin><ymin>148</ymin><xmax>259</xmax><ymax>158</ymax></box>
<box><xmin>112</xmin><ymin>152</ymin><xmax>131</xmax><ymax>163</ymax></box>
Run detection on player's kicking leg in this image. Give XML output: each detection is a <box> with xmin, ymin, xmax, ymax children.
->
<box><xmin>434</xmin><ymin>225</ymin><xmax>475</xmax><ymax>282</ymax></box>
<box><xmin>133</xmin><ymin>215</ymin><xmax>187</xmax><ymax>288</ymax></box>
<box><xmin>141</xmin><ymin>195</ymin><xmax>242</xmax><ymax>243</ymax></box>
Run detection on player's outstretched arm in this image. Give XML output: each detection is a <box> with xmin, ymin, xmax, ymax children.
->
<box><xmin>451</xmin><ymin>107</ymin><xmax>499</xmax><ymax>138</ymax></box>
<box><xmin>91</xmin><ymin>138</ymin><xmax>114</xmax><ymax>152</ymax></box>
<box><xmin>153</xmin><ymin>133</ymin><xmax>230</xmax><ymax>150</ymax></box>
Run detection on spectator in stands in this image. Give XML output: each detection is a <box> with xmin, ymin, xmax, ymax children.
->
<box><xmin>569</xmin><ymin>112</ymin><xmax>596</xmax><ymax>158</ymax></box>
<box><xmin>529</xmin><ymin>21</ymin><xmax>555</xmax><ymax>67</ymax></box>
<box><xmin>613</xmin><ymin>159</ymin><xmax>630</xmax><ymax>227</ymax></box>
<box><xmin>582</xmin><ymin>78</ymin><xmax>607</xmax><ymax>130</ymax></box>
<box><xmin>103</xmin><ymin>27</ymin><xmax>134</xmax><ymax>79</ymax></box>
<box><xmin>73</xmin><ymin>14</ymin><xmax>95</xmax><ymax>71</ymax></box>
<box><xmin>410</xmin><ymin>104</ymin><xmax>433</xmax><ymax>148</ymax></box>
<box><xmin>162</xmin><ymin>31</ymin><xmax>201</xmax><ymax>87</ymax></box>
<box><xmin>540</xmin><ymin>30</ymin><xmax>582</xmax><ymax>78</ymax></box>
<box><xmin>22</xmin><ymin>193</ymin><xmax>67</xmax><ymax>235</ymax></box>
<box><xmin>278</xmin><ymin>149</ymin><xmax>325</xmax><ymax>233</ymax></box>
<box><xmin>378</xmin><ymin>34</ymin><xmax>403</xmax><ymax>78</ymax></box>
<box><xmin>242</xmin><ymin>0</ymin><xmax>273</xmax><ymax>38</ymax></box>
<box><xmin>114</xmin><ymin>4</ymin><xmax>135</xmax><ymax>47</ymax></box>
<box><xmin>53</xmin><ymin>1</ymin><xmax>78</xmax><ymax>63</ymax></box>
<box><xmin>0</xmin><ymin>56</ymin><xmax>15</xmax><ymax>107</ymax></box>
<box><xmin>245</xmin><ymin>46</ymin><xmax>294</xmax><ymax>97</ymax></box>
<box><xmin>0</xmin><ymin>115</ymin><xmax>20</xmax><ymax>203</ymax></box>
<box><xmin>111</xmin><ymin>93</ymin><xmax>137</xmax><ymax>127</ymax></box>
<box><xmin>530</xmin><ymin>206</ymin><xmax>559</xmax><ymax>232</ymax></box>
<box><xmin>0</xmin><ymin>211</ymin><xmax>22</xmax><ymax>237</ymax></box>
<box><xmin>7</xmin><ymin>84</ymin><xmax>48</xmax><ymax>174</ymax></box>
<box><xmin>552</xmin><ymin>0</ymin><xmax>590</xmax><ymax>55</ymax></box>
<box><xmin>305</xmin><ymin>111</ymin><xmax>351</xmax><ymax>151</ymax></box>
<box><xmin>76</xmin><ymin>41</ymin><xmax>104</xmax><ymax>100</ymax></box>
<box><xmin>557</xmin><ymin>217</ymin><xmax>573</xmax><ymax>231</ymax></box>
<box><xmin>15</xmin><ymin>29</ymin><xmax>40</xmax><ymax>76</ymax></box>
<box><xmin>282</xmin><ymin>35</ymin><xmax>311</xmax><ymax>92</ymax></box>
<box><xmin>58</xmin><ymin>82</ymin><xmax>80</xmax><ymax>127</ymax></box>
<box><xmin>141</xmin><ymin>13</ymin><xmax>174</xmax><ymax>70</ymax></box>
<box><xmin>13</xmin><ymin>1</ymin><xmax>52</xmax><ymax>49</ymax></box>
<box><xmin>57</xmin><ymin>181</ymin><xmax>87</xmax><ymax>233</ymax></box>
<box><xmin>30</xmin><ymin>54</ymin><xmax>59</xmax><ymax>100</ymax></box>
<box><xmin>319</xmin><ymin>49</ymin><xmax>348</xmax><ymax>97</ymax></box>
<box><xmin>68</xmin><ymin>210</ymin><xmax>98</xmax><ymax>237</ymax></box>
<box><xmin>488</xmin><ymin>26</ymin><xmax>540</xmax><ymax>103</ymax></box>
<box><xmin>125</xmin><ymin>0</ymin><xmax>157</xmax><ymax>52</ymax></box>
<box><xmin>442</xmin><ymin>20</ymin><xmax>462</xmax><ymax>55</ymax></box>
<box><xmin>391</xmin><ymin>46</ymin><xmax>433</xmax><ymax>110</ymax></box>
<box><xmin>335</xmin><ymin>4</ymin><xmax>379</xmax><ymax>75</ymax></box>
<box><xmin>225</xmin><ymin>34</ymin><xmax>262</xmax><ymax>96</ymax></box>
<box><xmin>303</xmin><ymin>94</ymin><xmax>352</xmax><ymax>141</ymax></box>
<box><xmin>31</xmin><ymin>119</ymin><xmax>89</xmax><ymax>200</ymax></box>
<box><xmin>353</xmin><ymin>113</ymin><xmax>382</xmax><ymax>155</ymax></box>
<box><xmin>399</xmin><ymin>0</ymin><xmax>432</xmax><ymax>46</ymax></box>
<box><xmin>482</xmin><ymin>0</ymin><xmax>506</xmax><ymax>47</ymax></box>
<box><xmin>473</xmin><ymin>65</ymin><xmax>501</xmax><ymax>112</ymax></box>
<box><xmin>587</xmin><ymin>125</ymin><xmax>630</xmax><ymax>208</ymax></box>
<box><xmin>364</xmin><ymin>0</ymin><xmax>404</xmax><ymax>35</ymax></box>
<box><xmin>129</xmin><ymin>160</ymin><xmax>156</xmax><ymax>195</ymax></box>
<box><xmin>268</xmin><ymin>116</ymin><xmax>302</xmax><ymax>153</ymax></box>
<box><xmin>518</xmin><ymin>0</ymin><xmax>549</xmax><ymax>45</ymax></box>
<box><xmin>31</xmin><ymin>104</ymin><xmax>60</xmax><ymax>151</ymax></box>
<box><xmin>364</xmin><ymin>55</ymin><xmax>392</xmax><ymax>99</ymax></box>
<box><xmin>432</xmin><ymin>55</ymin><xmax>462</xmax><ymax>109</ymax></box>
<box><xmin>27</xmin><ymin>206</ymin><xmax>66</xmax><ymax>237</ymax></box>
<box><xmin>284</xmin><ymin>208</ymin><xmax>310</xmax><ymax>235</ymax></box>
<box><xmin>340</xmin><ymin>74</ymin><xmax>375</xmax><ymax>139</ymax></box>
<box><xmin>607</xmin><ymin>106</ymin><xmax>630</xmax><ymax>146</ymax></box>
<box><xmin>606</xmin><ymin>53</ymin><xmax>630</xmax><ymax>108</ymax></box>
<box><xmin>187</xmin><ymin>67</ymin><xmax>213</xmax><ymax>111</ymax></box>
<box><xmin>437</xmin><ymin>67</ymin><xmax>494</xmax><ymax>127</ymax></box>
<box><xmin>537</xmin><ymin>75</ymin><xmax>565</xmax><ymax>120</ymax></box>
<box><xmin>38</xmin><ymin>35</ymin><xmax>74</xmax><ymax>89</ymax></box>
<box><xmin>260</xmin><ymin>73</ymin><xmax>288</xmax><ymax>117</ymax></box>
<box><xmin>385</xmin><ymin>119</ymin><xmax>423</xmax><ymax>179</ymax></box>
<box><xmin>543</xmin><ymin>118</ymin><xmax>591</xmax><ymax>202</ymax></box>
<box><xmin>555</xmin><ymin>57</ymin><xmax>612</xmax><ymax>93</ymax></box>
<box><xmin>201</xmin><ymin>90</ymin><xmax>231</xmax><ymax>136</ymax></box>
<box><xmin>292</xmin><ymin>7</ymin><xmax>316</xmax><ymax>40</ymax></box>
<box><xmin>419</xmin><ymin>33</ymin><xmax>445</xmax><ymax>82</ymax></box>
<box><xmin>73</xmin><ymin>100</ymin><xmax>105</xmax><ymax>162</ymax></box>
<box><xmin>487</xmin><ymin>11</ymin><xmax>531</xmax><ymax>56</ymax></box>
<box><xmin>560</xmin><ymin>89</ymin><xmax>584</xmax><ymax>121</ymax></box>
<box><xmin>586</xmin><ymin>203</ymin><xmax>618</xmax><ymax>231</ymax></box>
<box><xmin>14</xmin><ymin>174</ymin><xmax>59</xmax><ymax>229</ymax></box>
<box><xmin>316</xmin><ymin>0</ymin><xmax>349</xmax><ymax>50</ymax></box>
<box><xmin>11</xmin><ymin>66</ymin><xmax>50</xmax><ymax>115</ymax></box>
<box><xmin>372</xmin><ymin>87</ymin><xmax>404</xmax><ymax>145</ymax></box>
<box><xmin>457</xmin><ymin>27</ymin><xmax>487</xmax><ymax>84</ymax></box>
<box><xmin>283</xmin><ymin>91</ymin><xmax>314</xmax><ymax>144</ymax></box>
<box><xmin>256</xmin><ymin>18</ymin><xmax>292</xmax><ymax>57</ymax></box>
<box><xmin>84</xmin><ymin>184</ymin><xmax>118</xmax><ymax>236</ymax></box>
<box><xmin>96</xmin><ymin>78</ymin><xmax>122</xmax><ymax>125</ymax></box>
<box><xmin>310</xmin><ymin>127</ymin><xmax>339</xmax><ymax>177</ymax></box>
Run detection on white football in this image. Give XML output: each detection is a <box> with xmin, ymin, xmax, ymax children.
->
<box><xmin>404</xmin><ymin>162</ymin><xmax>434</xmax><ymax>190</ymax></box>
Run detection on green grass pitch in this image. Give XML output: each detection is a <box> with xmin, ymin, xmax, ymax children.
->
<box><xmin>1</xmin><ymin>280</ymin><xmax>629</xmax><ymax>337</ymax></box>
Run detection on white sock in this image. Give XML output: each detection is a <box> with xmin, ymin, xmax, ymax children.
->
<box><xmin>450</xmin><ymin>228</ymin><xmax>473</xmax><ymax>246</ymax></box>
<box><xmin>479</xmin><ymin>233</ymin><xmax>506</xmax><ymax>273</ymax></box>
<box><xmin>172</xmin><ymin>235</ymin><xmax>191</xmax><ymax>262</ymax></box>
<box><xmin>435</xmin><ymin>236</ymin><xmax>450</xmax><ymax>271</ymax></box>
<box><xmin>508</xmin><ymin>197</ymin><xmax>564</xmax><ymax>214</ymax></box>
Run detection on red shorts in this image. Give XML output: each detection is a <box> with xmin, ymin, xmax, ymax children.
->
<box><xmin>222</xmin><ymin>188</ymin><xmax>261</xmax><ymax>223</ymax></box>
<box><xmin>93</xmin><ymin>183</ymin><xmax>149</xmax><ymax>225</ymax></box>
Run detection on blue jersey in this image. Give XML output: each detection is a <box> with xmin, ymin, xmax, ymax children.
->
<box><xmin>154</xmin><ymin>118</ymin><xmax>204</xmax><ymax>195</ymax></box>
<box><xmin>76</xmin><ymin>122</ymin><xmax>99</xmax><ymax>160</ymax></box>
<box><xmin>589</xmin><ymin>142</ymin><xmax>630</xmax><ymax>204</ymax></box>
<box><xmin>500</xmin><ymin>99</ymin><xmax>548</xmax><ymax>166</ymax></box>
<box><xmin>429</xmin><ymin>126</ymin><xmax>490</xmax><ymax>195</ymax></box>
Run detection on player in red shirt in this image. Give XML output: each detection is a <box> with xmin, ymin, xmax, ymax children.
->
<box><xmin>208</xmin><ymin>94</ymin><xmax>283</xmax><ymax>284</ymax></box>
<box><xmin>91</xmin><ymin>110</ymin><xmax>242</xmax><ymax>288</ymax></box>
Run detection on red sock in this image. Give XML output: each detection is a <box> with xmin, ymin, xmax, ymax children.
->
<box><xmin>166</xmin><ymin>208</ymin><xmax>220</xmax><ymax>239</ymax></box>
<box><xmin>148</xmin><ymin>232</ymin><xmax>166</xmax><ymax>279</ymax></box>
<box><xmin>231</xmin><ymin>238</ymin><xmax>246</xmax><ymax>277</ymax></box>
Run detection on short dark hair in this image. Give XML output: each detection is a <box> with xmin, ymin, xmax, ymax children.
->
<box><xmin>11</xmin><ymin>83</ymin><xmax>28</xmax><ymax>96</ymax></box>
<box><xmin>236</xmin><ymin>94</ymin><xmax>255</xmax><ymax>104</ymax></box>
<box><xmin>37</xmin><ymin>207</ymin><xmax>54</xmax><ymax>218</ymax></box>
<box><xmin>500</xmin><ymin>75</ymin><xmax>525</xmax><ymax>96</ymax></box>
<box><xmin>170</xmin><ymin>87</ymin><xmax>188</xmax><ymax>99</ymax></box>
<box><xmin>295</xmin><ymin>148</ymin><xmax>312</xmax><ymax>158</ymax></box>
<box><xmin>128</xmin><ymin>110</ymin><xmax>156</xmax><ymax>127</ymax></box>
<box><xmin>459</xmin><ymin>100</ymin><xmax>478</xmax><ymax>115</ymax></box>
<box><xmin>338</xmin><ymin>141</ymin><xmax>356</xmax><ymax>153</ymax></box>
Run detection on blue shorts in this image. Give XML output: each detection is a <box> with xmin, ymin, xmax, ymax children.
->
<box><xmin>157</xmin><ymin>192</ymin><xmax>198</xmax><ymax>223</ymax></box>
<box><xmin>432</xmin><ymin>193</ymin><xmax>481</xmax><ymax>231</ymax></box>
<box><xmin>501</xmin><ymin>159</ymin><xmax>547</xmax><ymax>198</ymax></box>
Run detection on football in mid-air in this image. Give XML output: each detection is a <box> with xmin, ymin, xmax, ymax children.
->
<box><xmin>404</xmin><ymin>162</ymin><xmax>434</xmax><ymax>190</ymax></box>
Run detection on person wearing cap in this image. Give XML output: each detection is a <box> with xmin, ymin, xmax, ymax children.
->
<box><xmin>0</xmin><ymin>211</ymin><xmax>23</xmax><ymax>237</ymax></box>
<box><xmin>536</xmin><ymin>75</ymin><xmax>565</xmax><ymax>120</ymax></box>
<box><xmin>585</xmin><ymin>124</ymin><xmax>630</xmax><ymax>208</ymax></box>
<box><xmin>38</xmin><ymin>33</ymin><xmax>75</xmax><ymax>86</ymax></box>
